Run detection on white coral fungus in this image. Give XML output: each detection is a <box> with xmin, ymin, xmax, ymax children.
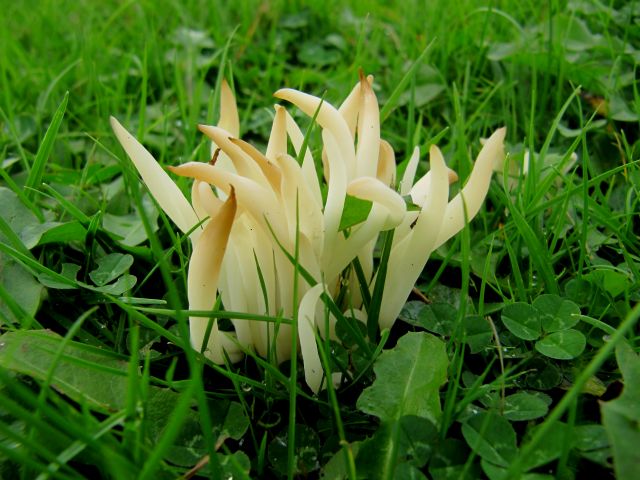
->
<box><xmin>111</xmin><ymin>73</ymin><xmax>505</xmax><ymax>392</ymax></box>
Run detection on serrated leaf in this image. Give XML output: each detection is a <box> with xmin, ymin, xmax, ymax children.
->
<box><xmin>357</xmin><ymin>332</ymin><xmax>448</xmax><ymax>425</ymax></box>
<box><xmin>535</xmin><ymin>329</ymin><xmax>586</xmax><ymax>359</ymax></box>
<box><xmin>501</xmin><ymin>302</ymin><xmax>542</xmax><ymax>340</ymax></box>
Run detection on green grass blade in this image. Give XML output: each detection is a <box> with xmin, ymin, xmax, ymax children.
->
<box><xmin>25</xmin><ymin>91</ymin><xmax>69</xmax><ymax>200</ymax></box>
<box><xmin>380</xmin><ymin>39</ymin><xmax>435</xmax><ymax>122</ymax></box>
<box><xmin>366</xmin><ymin>229</ymin><xmax>394</xmax><ymax>340</ymax></box>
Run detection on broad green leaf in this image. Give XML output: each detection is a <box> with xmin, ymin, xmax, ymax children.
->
<box><xmin>147</xmin><ymin>399</ymin><xmax>251</xmax><ymax>471</ymax></box>
<box><xmin>396</xmin><ymin>415</ymin><xmax>437</xmax><ymax>467</ymax></box>
<box><xmin>103</xmin><ymin>211</ymin><xmax>158</xmax><ymax>247</ymax></box>
<box><xmin>553</xmin><ymin>15</ymin><xmax>601</xmax><ymax>51</ymax></box>
<box><xmin>89</xmin><ymin>253</ymin><xmax>134</xmax><ymax>286</ymax></box>
<box><xmin>0</xmin><ymin>330</ymin><xmax>128</xmax><ymax>412</ymax></box>
<box><xmin>218</xmin><ymin>451</ymin><xmax>251</xmax><ymax>478</ymax></box>
<box><xmin>399</xmin><ymin>301</ymin><xmax>456</xmax><ymax>336</ymax></box>
<box><xmin>37</xmin><ymin>220</ymin><xmax>87</xmax><ymax>245</ymax></box>
<box><xmin>146</xmin><ymin>392</ymin><xmax>250</xmax><ymax>468</ymax></box>
<box><xmin>608</xmin><ymin>93</ymin><xmax>640</xmax><ymax>122</ymax></box>
<box><xmin>398</xmin><ymin>301</ymin><xmax>425</xmax><ymax>326</ymax></box>
<box><xmin>463</xmin><ymin>315</ymin><xmax>493</xmax><ymax>353</ymax></box>
<box><xmin>379</xmin><ymin>40</ymin><xmax>434</xmax><ymax>121</ymax></box>
<box><xmin>321</xmin><ymin>442</ymin><xmax>361</xmax><ymax>480</ymax></box>
<box><xmin>156</xmin><ymin>407</ymin><xmax>204</xmax><ymax>467</ymax></box>
<box><xmin>557</xmin><ymin>119</ymin><xmax>607</xmax><ymax>137</ymax></box>
<box><xmin>21</xmin><ymin>221</ymin><xmax>65</xmax><ymax>249</ymax></box>
<box><xmin>37</xmin><ymin>263</ymin><xmax>81</xmax><ymax>290</ymax></box>
<box><xmin>535</xmin><ymin>329</ymin><xmax>586</xmax><ymax>359</ymax></box>
<box><xmin>522</xmin><ymin>359</ymin><xmax>562</xmax><ymax>390</ymax></box>
<box><xmin>503</xmin><ymin>392</ymin><xmax>549</xmax><ymax>421</ymax></box>
<box><xmin>574</xmin><ymin>424</ymin><xmax>610</xmax><ymax>452</ymax></box>
<box><xmin>3</xmin><ymin>114</ymin><xmax>36</xmax><ymax>142</ymax></box>
<box><xmin>357</xmin><ymin>332</ymin><xmax>448</xmax><ymax>425</ymax></box>
<box><xmin>355</xmin><ymin>416</ymin><xmax>437</xmax><ymax>480</ymax></box>
<box><xmin>335</xmin><ymin>314</ymin><xmax>368</xmax><ymax>349</ymax></box>
<box><xmin>0</xmin><ymin>256</ymin><xmax>44</xmax><ymax>323</ymax></box>
<box><xmin>393</xmin><ymin>462</ymin><xmax>428</xmax><ymax>479</ymax></box>
<box><xmin>0</xmin><ymin>186</ymin><xmax>41</xmax><ymax>249</ymax></box>
<box><xmin>574</xmin><ymin>424</ymin><xmax>611</xmax><ymax>466</ymax></box>
<box><xmin>92</xmin><ymin>274</ymin><xmax>137</xmax><ymax>295</ymax></box>
<box><xmin>268</xmin><ymin>424</ymin><xmax>320</xmax><ymax>476</ymax></box>
<box><xmin>533</xmin><ymin>294</ymin><xmax>581</xmax><ymax>332</ymax></box>
<box><xmin>501</xmin><ymin>302</ymin><xmax>542</xmax><ymax>340</ymax></box>
<box><xmin>520</xmin><ymin>421</ymin><xmax>571</xmax><ymax>470</ymax></box>
<box><xmin>397</xmin><ymin>83</ymin><xmax>445</xmax><ymax>108</ymax></box>
<box><xmin>298</xmin><ymin>41</ymin><xmax>342</xmax><ymax>67</ymax></box>
<box><xmin>355</xmin><ymin>422</ymin><xmax>396</xmax><ymax>479</ymax></box>
<box><xmin>487</xmin><ymin>41</ymin><xmax>519</xmax><ymax>61</ymax></box>
<box><xmin>583</xmin><ymin>269</ymin><xmax>632</xmax><ymax>298</ymax></box>
<box><xmin>338</xmin><ymin>194</ymin><xmax>373</xmax><ymax>231</ymax></box>
<box><xmin>220</xmin><ymin>401</ymin><xmax>250</xmax><ymax>441</ymax></box>
<box><xmin>564</xmin><ymin>278</ymin><xmax>598</xmax><ymax>307</ymax></box>
<box><xmin>601</xmin><ymin>342</ymin><xmax>640</xmax><ymax>480</ymax></box>
<box><xmin>418</xmin><ymin>303</ymin><xmax>457</xmax><ymax>336</ymax></box>
<box><xmin>429</xmin><ymin>439</ymin><xmax>477</xmax><ymax>480</ymax></box>
<box><xmin>461</xmin><ymin>411</ymin><xmax>517</xmax><ymax>467</ymax></box>
<box><xmin>481</xmin><ymin>459</ymin><xmax>554</xmax><ymax>480</ymax></box>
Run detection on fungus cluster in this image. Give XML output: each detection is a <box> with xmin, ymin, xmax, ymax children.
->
<box><xmin>111</xmin><ymin>74</ymin><xmax>505</xmax><ymax>392</ymax></box>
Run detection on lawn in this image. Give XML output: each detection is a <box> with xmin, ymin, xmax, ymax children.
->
<box><xmin>0</xmin><ymin>0</ymin><xmax>639</xmax><ymax>478</ymax></box>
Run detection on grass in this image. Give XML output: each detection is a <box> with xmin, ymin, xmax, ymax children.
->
<box><xmin>0</xmin><ymin>0</ymin><xmax>639</xmax><ymax>478</ymax></box>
